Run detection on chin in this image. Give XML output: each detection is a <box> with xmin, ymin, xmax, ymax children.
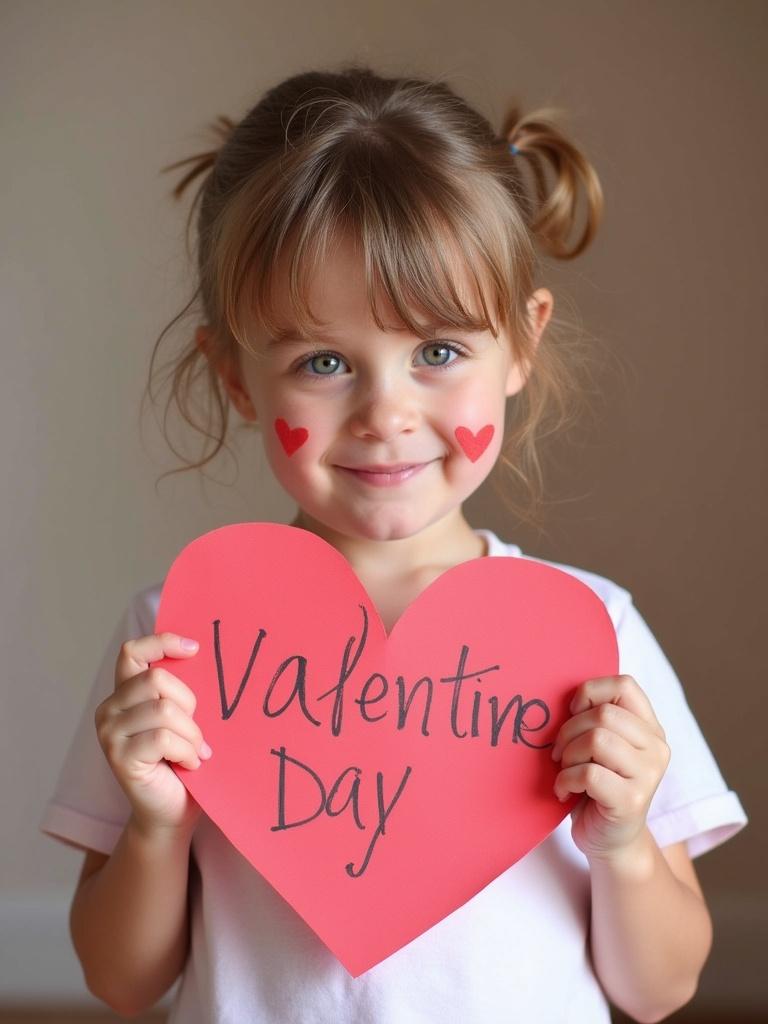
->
<box><xmin>345</xmin><ymin>506</ymin><xmax>447</xmax><ymax>543</ymax></box>
<box><xmin>357</xmin><ymin>520</ymin><xmax>419</xmax><ymax>542</ymax></box>
<box><xmin>308</xmin><ymin>504</ymin><xmax>427</xmax><ymax>543</ymax></box>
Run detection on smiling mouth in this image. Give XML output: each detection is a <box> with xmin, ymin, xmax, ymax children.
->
<box><xmin>336</xmin><ymin>462</ymin><xmax>433</xmax><ymax>487</ymax></box>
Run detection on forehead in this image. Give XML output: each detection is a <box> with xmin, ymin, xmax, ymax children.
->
<box><xmin>259</xmin><ymin>229</ymin><xmax>496</xmax><ymax>341</ymax></box>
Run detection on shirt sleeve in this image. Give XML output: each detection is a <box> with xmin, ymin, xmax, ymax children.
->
<box><xmin>39</xmin><ymin>588</ymin><xmax>158</xmax><ymax>855</ymax></box>
<box><xmin>615</xmin><ymin>597</ymin><xmax>748</xmax><ymax>858</ymax></box>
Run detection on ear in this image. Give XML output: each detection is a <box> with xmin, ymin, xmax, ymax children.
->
<box><xmin>504</xmin><ymin>288</ymin><xmax>554</xmax><ymax>397</ymax></box>
<box><xmin>195</xmin><ymin>325</ymin><xmax>258</xmax><ymax>423</ymax></box>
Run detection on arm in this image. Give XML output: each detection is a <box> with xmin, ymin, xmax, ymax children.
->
<box><xmin>70</xmin><ymin>817</ymin><xmax>195</xmax><ymax>1018</ymax></box>
<box><xmin>552</xmin><ymin>675</ymin><xmax>713</xmax><ymax>1023</ymax></box>
<box><xmin>588</xmin><ymin>834</ymin><xmax>712</xmax><ymax>1023</ymax></box>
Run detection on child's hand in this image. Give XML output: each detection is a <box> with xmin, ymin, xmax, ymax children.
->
<box><xmin>94</xmin><ymin>633</ymin><xmax>211</xmax><ymax>837</ymax></box>
<box><xmin>550</xmin><ymin>675</ymin><xmax>670</xmax><ymax>862</ymax></box>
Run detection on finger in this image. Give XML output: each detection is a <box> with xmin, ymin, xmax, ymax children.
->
<box><xmin>570</xmin><ymin>675</ymin><xmax>664</xmax><ymax>734</ymax></box>
<box><xmin>556</xmin><ymin>727</ymin><xmax>638</xmax><ymax>779</ymax></box>
<box><xmin>123</xmin><ymin>727</ymin><xmax>203</xmax><ymax>772</ymax></box>
<box><xmin>113</xmin><ymin>665</ymin><xmax>198</xmax><ymax>719</ymax></box>
<box><xmin>115</xmin><ymin>633</ymin><xmax>199</xmax><ymax>690</ymax></box>
<box><xmin>554</xmin><ymin>762</ymin><xmax>626</xmax><ymax>811</ymax></box>
<box><xmin>551</xmin><ymin>701</ymin><xmax>655</xmax><ymax>761</ymax></box>
<box><xmin>116</xmin><ymin>697</ymin><xmax>207</xmax><ymax>755</ymax></box>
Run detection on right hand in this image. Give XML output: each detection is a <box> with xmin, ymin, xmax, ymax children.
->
<box><xmin>95</xmin><ymin>633</ymin><xmax>211</xmax><ymax>836</ymax></box>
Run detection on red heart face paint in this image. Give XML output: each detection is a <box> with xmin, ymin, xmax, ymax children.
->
<box><xmin>455</xmin><ymin>424</ymin><xmax>494</xmax><ymax>463</ymax></box>
<box><xmin>275</xmin><ymin>418</ymin><xmax>309</xmax><ymax>456</ymax></box>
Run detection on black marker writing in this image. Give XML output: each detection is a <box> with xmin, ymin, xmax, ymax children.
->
<box><xmin>214</xmin><ymin>620</ymin><xmax>267</xmax><ymax>721</ymax></box>
<box><xmin>269</xmin><ymin>746</ymin><xmax>413</xmax><ymax>878</ymax></box>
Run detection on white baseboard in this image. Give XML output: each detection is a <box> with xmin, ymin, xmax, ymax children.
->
<box><xmin>1</xmin><ymin>889</ymin><xmax>765</xmax><ymax>1009</ymax></box>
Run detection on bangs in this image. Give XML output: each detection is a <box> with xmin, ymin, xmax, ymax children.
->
<box><xmin>213</xmin><ymin>140</ymin><xmax>533</xmax><ymax>353</ymax></box>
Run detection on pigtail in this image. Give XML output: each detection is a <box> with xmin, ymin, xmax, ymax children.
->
<box><xmin>158</xmin><ymin>113</ymin><xmax>239</xmax><ymax>281</ymax></box>
<box><xmin>502</xmin><ymin>106</ymin><xmax>603</xmax><ymax>260</ymax></box>
<box><xmin>160</xmin><ymin>114</ymin><xmax>237</xmax><ymax>201</ymax></box>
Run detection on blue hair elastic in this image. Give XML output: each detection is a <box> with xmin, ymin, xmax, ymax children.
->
<box><xmin>509</xmin><ymin>143</ymin><xmax>520</xmax><ymax>155</ymax></box>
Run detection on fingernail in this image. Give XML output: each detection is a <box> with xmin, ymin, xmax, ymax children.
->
<box><xmin>181</xmin><ymin>637</ymin><xmax>199</xmax><ymax>651</ymax></box>
<box><xmin>200</xmin><ymin>741</ymin><xmax>213</xmax><ymax>759</ymax></box>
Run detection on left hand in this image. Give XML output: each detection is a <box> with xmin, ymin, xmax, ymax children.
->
<box><xmin>551</xmin><ymin>675</ymin><xmax>671</xmax><ymax>862</ymax></box>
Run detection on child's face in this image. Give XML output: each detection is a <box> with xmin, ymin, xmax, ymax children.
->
<box><xmin>210</xmin><ymin>234</ymin><xmax>550</xmax><ymax>543</ymax></box>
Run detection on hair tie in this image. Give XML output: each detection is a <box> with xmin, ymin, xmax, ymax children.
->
<box><xmin>509</xmin><ymin>142</ymin><xmax>520</xmax><ymax>156</ymax></box>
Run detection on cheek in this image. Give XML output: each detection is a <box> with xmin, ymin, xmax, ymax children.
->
<box><xmin>263</xmin><ymin>403</ymin><xmax>337</xmax><ymax>470</ymax></box>
<box><xmin>273</xmin><ymin>417</ymin><xmax>309</xmax><ymax>458</ymax></box>
<box><xmin>244</xmin><ymin>368</ymin><xmax>337</xmax><ymax>477</ymax></box>
<box><xmin>442</xmin><ymin>384</ymin><xmax>507</xmax><ymax>465</ymax></box>
<box><xmin>454</xmin><ymin>423</ymin><xmax>496</xmax><ymax>463</ymax></box>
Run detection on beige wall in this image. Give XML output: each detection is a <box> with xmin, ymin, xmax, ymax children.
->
<box><xmin>3</xmin><ymin>0</ymin><xmax>765</xmax><ymax>1012</ymax></box>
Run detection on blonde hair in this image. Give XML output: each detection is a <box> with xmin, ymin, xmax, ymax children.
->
<box><xmin>145</xmin><ymin>63</ymin><xmax>604</xmax><ymax>527</ymax></box>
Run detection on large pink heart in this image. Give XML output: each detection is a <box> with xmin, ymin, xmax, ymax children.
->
<box><xmin>154</xmin><ymin>523</ymin><xmax>617</xmax><ymax>976</ymax></box>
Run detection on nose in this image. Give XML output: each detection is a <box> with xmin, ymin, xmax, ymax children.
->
<box><xmin>347</xmin><ymin>383</ymin><xmax>420</xmax><ymax>442</ymax></box>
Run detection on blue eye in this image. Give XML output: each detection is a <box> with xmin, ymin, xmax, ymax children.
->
<box><xmin>301</xmin><ymin>352</ymin><xmax>347</xmax><ymax>376</ymax></box>
<box><xmin>295</xmin><ymin>341</ymin><xmax>465</xmax><ymax>378</ymax></box>
<box><xmin>416</xmin><ymin>342</ymin><xmax>462</xmax><ymax>367</ymax></box>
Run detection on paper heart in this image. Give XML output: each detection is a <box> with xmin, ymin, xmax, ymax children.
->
<box><xmin>274</xmin><ymin>417</ymin><xmax>308</xmax><ymax>455</ymax></box>
<box><xmin>155</xmin><ymin>523</ymin><xmax>617</xmax><ymax>976</ymax></box>
<box><xmin>455</xmin><ymin>423</ymin><xmax>494</xmax><ymax>462</ymax></box>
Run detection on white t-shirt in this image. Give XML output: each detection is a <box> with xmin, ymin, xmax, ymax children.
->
<box><xmin>41</xmin><ymin>530</ymin><xmax>748</xmax><ymax>1023</ymax></box>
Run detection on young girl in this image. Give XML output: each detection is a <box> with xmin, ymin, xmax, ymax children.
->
<box><xmin>42</xmin><ymin>64</ymin><xmax>747</xmax><ymax>1023</ymax></box>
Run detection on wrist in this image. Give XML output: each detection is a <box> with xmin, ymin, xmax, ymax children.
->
<box><xmin>586</xmin><ymin>826</ymin><xmax>658</xmax><ymax>883</ymax></box>
<box><xmin>126</xmin><ymin>811</ymin><xmax>197</xmax><ymax>852</ymax></box>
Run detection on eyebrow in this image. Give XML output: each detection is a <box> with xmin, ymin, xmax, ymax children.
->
<box><xmin>267</xmin><ymin>322</ymin><xmax>469</xmax><ymax>346</ymax></box>
<box><xmin>267</xmin><ymin>328</ymin><xmax>339</xmax><ymax>347</ymax></box>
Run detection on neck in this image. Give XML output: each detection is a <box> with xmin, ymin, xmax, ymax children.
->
<box><xmin>290</xmin><ymin>507</ymin><xmax>486</xmax><ymax>579</ymax></box>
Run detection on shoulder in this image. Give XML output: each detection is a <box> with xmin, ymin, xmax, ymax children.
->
<box><xmin>479</xmin><ymin>529</ymin><xmax>633</xmax><ymax>633</ymax></box>
<box><xmin>520</xmin><ymin>554</ymin><xmax>633</xmax><ymax>633</ymax></box>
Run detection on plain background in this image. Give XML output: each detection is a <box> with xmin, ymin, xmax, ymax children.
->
<box><xmin>2</xmin><ymin>0</ymin><xmax>765</xmax><ymax>1016</ymax></box>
